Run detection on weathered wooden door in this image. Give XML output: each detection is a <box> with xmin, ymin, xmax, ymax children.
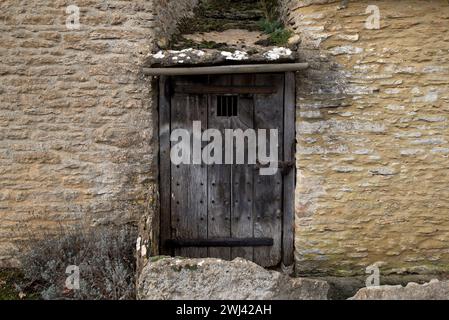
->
<box><xmin>159</xmin><ymin>73</ymin><xmax>295</xmax><ymax>267</ymax></box>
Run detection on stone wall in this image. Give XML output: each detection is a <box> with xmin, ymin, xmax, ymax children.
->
<box><xmin>0</xmin><ymin>0</ymin><xmax>161</xmax><ymax>267</ymax></box>
<box><xmin>283</xmin><ymin>0</ymin><xmax>449</xmax><ymax>276</ymax></box>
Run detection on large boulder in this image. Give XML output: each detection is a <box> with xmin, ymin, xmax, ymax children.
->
<box><xmin>349</xmin><ymin>279</ymin><xmax>449</xmax><ymax>300</ymax></box>
<box><xmin>138</xmin><ymin>257</ymin><xmax>329</xmax><ymax>300</ymax></box>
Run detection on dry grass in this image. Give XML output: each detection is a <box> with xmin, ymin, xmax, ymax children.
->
<box><xmin>19</xmin><ymin>226</ymin><xmax>137</xmax><ymax>300</ymax></box>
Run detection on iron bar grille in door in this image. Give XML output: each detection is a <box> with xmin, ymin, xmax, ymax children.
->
<box><xmin>217</xmin><ymin>95</ymin><xmax>238</xmax><ymax>117</ymax></box>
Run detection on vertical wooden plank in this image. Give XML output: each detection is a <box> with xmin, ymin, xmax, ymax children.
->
<box><xmin>253</xmin><ymin>73</ymin><xmax>284</xmax><ymax>267</ymax></box>
<box><xmin>230</xmin><ymin>74</ymin><xmax>255</xmax><ymax>261</ymax></box>
<box><xmin>283</xmin><ymin>72</ymin><xmax>296</xmax><ymax>268</ymax></box>
<box><xmin>170</xmin><ymin>76</ymin><xmax>208</xmax><ymax>258</ymax></box>
<box><xmin>159</xmin><ymin>76</ymin><xmax>172</xmax><ymax>255</ymax></box>
<box><xmin>207</xmin><ymin>75</ymin><xmax>232</xmax><ymax>260</ymax></box>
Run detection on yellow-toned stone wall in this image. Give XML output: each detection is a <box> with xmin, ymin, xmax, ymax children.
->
<box><xmin>0</xmin><ymin>0</ymin><xmax>160</xmax><ymax>267</ymax></box>
<box><xmin>284</xmin><ymin>0</ymin><xmax>449</xmax><ymax>276</ymax></box>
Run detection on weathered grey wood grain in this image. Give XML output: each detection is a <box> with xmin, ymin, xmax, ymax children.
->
<box><xmin>175</xmin><ymin>84</ymin><xmax>276</xmax><ymax>95</ymax></box>
<box><xmin>160</xmin><ymin>73</ymin><xmax>293</xmax><ymax>267</ymax></box>
<box><xmin>170</xmin><ymin>76</ymin><xmax>208</xmax><ymax>258</ymax></box>
<box><xmin>207</xmin><ymin>75</ymin><xmax>232</xmax><ymax>260</ymax></box>
<box><xmin>230</xmin><ymin>74</ymin><xmax>255</xmax><ymax>261</ymax></box>
<box><xmin>166</xmin><ymin>238</ymin><xmax>273</xmax><ymax>247</ymax></box>
<box><xmin>253</xmin><ymin>73</ymin><xmax>284</xmax><ymax>267</ymax></box>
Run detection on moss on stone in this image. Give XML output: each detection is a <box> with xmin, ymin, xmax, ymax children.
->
<box><xmin>149</xmin><ymin>255</ymin><xmax>170</xmax><ymax>263</ymax></box>
<box><xmin>184</xmin><ymin>264</ymin><xmax>199</xmax><ymax>271</ymax></box>
<box><xmin>170</xmin><ymin>263</ymin><xmax>199</xmax><ymax>272</ymax></box>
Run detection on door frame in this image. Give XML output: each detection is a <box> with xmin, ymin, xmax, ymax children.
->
<box><xmin>157</xmin><ymin>72</ymin><xmax>296</xmax><ymax>268</ymax></box>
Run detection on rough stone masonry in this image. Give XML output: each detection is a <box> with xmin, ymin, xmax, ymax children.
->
<box><xmin>1</xmin><ymin>0</ymin><xmax>449</xmax><ymax>280</ymax></box>
<box><xmin>281</xmin><ymin>0</ymin><xmax>449</xmax><ymax>276</ymax></box>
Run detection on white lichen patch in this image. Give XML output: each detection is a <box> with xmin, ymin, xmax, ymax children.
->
<box><xmin>186</xmin><ymin>49</ymin><xmax>205</xmax><ymax>57</ymax></box>
<box><xmin>152</xmin><ymin>51</ymin><xmax>165</xmax><ymax>59</ymax></box>
<box><xmin>221</xmin><ymin>50</ymin><xmax>249</xmax><ymax>61</ymax></box>
<box><xmin>151</xmin><ymin>48</ymin><xmax>207</xmax><ymax>65</ymax></box>
<box><xmin>263</xmin><ymin>47</ymin><xmax>293</xmax><ymax>60</ymax></box>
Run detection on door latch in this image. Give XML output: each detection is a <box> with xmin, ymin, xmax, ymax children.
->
<box><xmin>255</xmin><ymin>160</ymin><xmax>295</xmax><ymax>176</ymax></box>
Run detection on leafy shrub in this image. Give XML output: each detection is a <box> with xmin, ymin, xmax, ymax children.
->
<box><xmin>257</xmin><ymin>0</ymin><xmax>292</xmax><ymax>46</ymax></box>
<box><xmin>258</xmin><ymin>18</ymin><xmax>283</xmax><ymax>35</ymax></box>
<box><xmin>267</xmin><ymin>27</ymin><xmax>292</xmax><ymax>45</ymax></box>
<box><xmin>258</xmin><ymin>18</ymin><xmax>292</xmax><ymax>46</ymax></box>
<box><xmin>19</xmin><ymin>226</ymin><xmax>137</xmax><ymax>300</ymax></box>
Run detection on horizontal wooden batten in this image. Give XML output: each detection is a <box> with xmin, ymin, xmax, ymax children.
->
<box><xmin>165</xmin><ymin>238</ymin><xmax>274</xmax><ymax>248</ymax></box>
<box><xmin>175</xmin><ymin>84</ymin><xmax>276</xmax><ymax>95</ymax></box>
<box><xmin>143</xmin><ymin>63</ymin><xmax>308</xmax><ymax>76</ymax></box>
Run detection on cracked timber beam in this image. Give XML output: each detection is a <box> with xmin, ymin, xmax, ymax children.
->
<box><xmin>142</xmin><ymin>63</ymin><xmax>309</xmax><ymax>76</ymax></box>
